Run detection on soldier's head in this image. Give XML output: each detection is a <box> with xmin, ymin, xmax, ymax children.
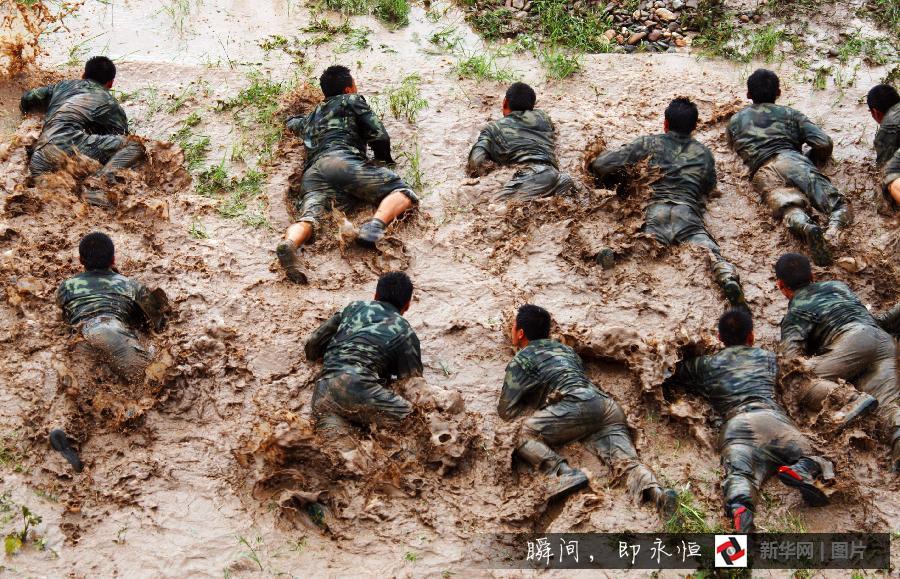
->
<box><xmin>866</xmin><ymin>84</ymin><xmax>900</xmax><ymax>125</ymax></box>
<box><xmin>83</xmin><ymin>56</ymin><xmax>116</xmax><ymax>89</ymax></box>
<box><xmin>664</xmin><ymin>97</ymin><xmax>699</xmax><ymax>135</ymax></box>
<box><xmin>375</xmin><ymin>271</ymin><xmax>413</xmax><ymax>313</ymax></box>
<box><xmin>78</xmin><ymin>232</ymin><xmax>115</xmax><ymax>271</ymax></box>
<box><xmin>511</xmin><ymin>304</ymin><xmax>550</xmax><ymax>350</ymax></box>
<box><xmin>503</xmin><ymin>82</ymin><xmax>536</xmax><ymax>117</ymax></box>
<box><xmin>320</xmin><ymin>65</ymin><xmax>356</xmax><ymax>98</ymax></box>
<box><xmin>774</xmin><ymin>252</ymin><xmax>813</xmax><ymax>298</ymax></box>
<box><xmin>746</xmin><ymin>69</ymin><xmax>780</xmax><ymax>104</ymax></box>
<box><xmin>718</xmin><ymin>309</ymin><xmax>754</xmax><ymax>347</ymax></box>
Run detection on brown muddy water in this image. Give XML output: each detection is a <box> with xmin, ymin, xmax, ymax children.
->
<box><xmin>0</xmin><ymin>0</ymin><xmax>898</xmax><ymax>577</ymax></box>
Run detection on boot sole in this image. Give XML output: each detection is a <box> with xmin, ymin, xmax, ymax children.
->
<box><xmin>549</xmin><ymin>473</ymin><xmax>589</xmax><ymax>501</ymax></box>
<box><xmin>777</xmin><ymin>471</ymin><xmax>829</xmax><ymax>507</ymax></box>
<box><xmin>49</xmin><ymin>429</ymin><xmax>83</xmax><ymax>473</ymax></box>
<box><xmin>276</xmin><ymin>243</ymin><xmax>308</xmax><ymax>284</ymax></box>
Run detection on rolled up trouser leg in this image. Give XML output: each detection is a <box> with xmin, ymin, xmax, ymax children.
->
<box><xmin>515</xmin><ymin>439</ymin><xmax>566</xmax><ymax>473</ymax></box>
<box><xmin>80</xmin><ymin>316</ymin><xmax>152</xmax><ymax>382</ymax></box>
<box><xmin>29</xmin><ymin>144</ymin><xmax>69</xmax><ymax>176</ymax></box>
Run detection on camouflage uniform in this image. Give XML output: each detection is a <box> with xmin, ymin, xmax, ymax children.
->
<box><xmin>780</xmin><ymin>281</ymin><xmax>900</xmax><ymax>466</ymax></box>
<box><xmin>874</xmin><ymin>102</ymin><xmax>900</xmax><ymax>205</ymax></box>
<box><xmin>498</xmin><ymin>339</ymin><xmax>664</xmax><ymax>503</ymax></box>
<box><xmin>286</xmin><ymin>94</ymin><xmax>418</xmax><ymax>235</ymax></box>
<box><xmin>306</xmin><ymin>300</ymin><xmax>422</xmax><ymax>437</ymax></box>
<box><xmin>20</xmin><ymin>79</ymin><xmax>144</xmax><ymax>177</ymax></box>
<box><xmin>589</xmin><ymin>131</ymin><xmax>742</xmax><ymax>299</ymax></box>
<box><xmin>875</xmin><ymin>303</ymin><xmax>900</xmax><ymax>337</ymax></box>
<box><xmin>57</xmin><ymin>269</ymin><xmax>154</xmax><ymax>382</ymax></box>
<box><xmin>467</xmin><ymin>109</ymin><xmax>574</xmax><ymax>200</ymax></box>
<box><xmin>673</xmin><ymin>345</ymin><xmax>833</xmax><ymax>520</ymax></box>
<box><xmin>727</xmin><ymin>103</ymin><xmax>850</xmax><ymax>235</ymax></box>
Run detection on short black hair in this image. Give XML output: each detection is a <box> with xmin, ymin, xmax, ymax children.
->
<box><xmin>867</xmin><ymin>84</ymin><xmax>900</xmax><ymax>114</ymax></box>
<box><xmin>375</xmin><ymin>271</ymin><xmax>413</xmax><ymax>310</ymax></box>
<box><xmin>665</xmin><ymin>97</ymin><xmax>699</xmax><ymax>134</ymax></box>
<box><xmin>320</xmin><ymin>65</ymin><xmax>354</xmax><ymax>98</ymax></box>
<box><xmin>774</xmin><ymin>253</ymin><xmax>812</xmax><ymax>290</ymax></box>
<box><xmin>516</xmin><ymin>304</ymin><xmax>551</xmax><ymax>341</ymax></box>
<box><xmin>79</xmin><ymin>232</ymin><xmax>115</xmax><ymax>270</ymax></box>
<box><xmin>747</xmin><ymin>69</ymin><xmax>780</xmax><ymax>104</ymax></box>
<box><xmin>505</xmin><ymin>82</ymin><xmax>536</xmax><ymax>112</ymax></box>
<box><xmin>718</xmin><ymin>309</ymin><xmax>753</xmax><ymax>347</ymax></box>
<box><xmin>83</xmin><ymin>56</ymin><xmax>116</xmax><ymax>85</ymax></box>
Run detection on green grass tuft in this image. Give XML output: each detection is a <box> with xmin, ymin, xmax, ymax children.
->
<box><xmin>540</xmin><ymin>46</ymin><xmax>582</xmax><ymax>79</ymax></box>
<box><xmin>456</xmin><ymin>51</ymin><xmax>518</xmax><ymax>82</ymax></box>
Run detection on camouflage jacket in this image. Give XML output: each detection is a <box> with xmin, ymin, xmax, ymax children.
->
<box><xmin>780</xmin><ymin>280</ymin><xmax>879</xmax><ymax>359</ymax></box>
<box><xmin>498</xmin><ymin>339</ymin><xmax>602</xmax><ymax>420</ymax></box>
<box><xmin>21</xmin><ymin>79</ymin><xmax>128</xmax><ymax>153</ymax></box>
<box><xmin>468</xmin><ymin>109</ymin><xmax>559</xmax><ymax>171</ymax></box>
<box><xmin>727</xmin><ymin>103</ymin><xmax>833</xmax><ymax>174</ymax></box>
<box><xmin>672</xmin><ymin>345</ymin><xmax>781</xmax><ymax>418</ymax></box>
<box><xmin>875</xmin><ymin>103</ymin><xmax>900</xmax><ymax>190</ymax></box>
<box><xmin>286</xmin><ymin>93</ymin><xmax>391</xmax><ymax>170</ymax></box>
<box><xmin>57</xmin><ymin>269</ymin><xmax>151</xmax><ymax>327</ymax></box>
<box><xmin>305</xmin><ymin>300</ymin><xmax>422</xmax><ymax>385</ymax></box>
<box><xmin>589</xmin><ymin>131</ymin><xmax>716</xmax><ymax>213</ymax></box>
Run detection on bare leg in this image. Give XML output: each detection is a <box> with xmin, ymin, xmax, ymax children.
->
<box><xmin>373</xmin><ymin>190</ymin><xmax>414</xmax><ymax>224</ymax></box>
<box><xmin>889</xmin><ymin>179</ymin><xmax>900</xmax><ymax>206</ymax></box>
<box><xmin>285</xmin><ymin>221</ymin><xmax>314</xmax><ymax>248</ymax></box>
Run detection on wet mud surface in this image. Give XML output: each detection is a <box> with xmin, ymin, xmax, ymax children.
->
<box><xmin>0</xmin><ymin>0</ymin><xmax>898</xmax><ymax>576</ymax></box>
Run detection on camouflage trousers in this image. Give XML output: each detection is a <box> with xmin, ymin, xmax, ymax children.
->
<box><xmin>517</xmin><ymin>389</ymin><xmax>663</xmax><ymax>504</ymax></box>
<box><xmin>80</xmin><ymin>315</ymin><xmax>152</xmax><ymax>382</ymax></box>
<box><xmin>751</xmin><ymin>151</ymin><xmax>850</xmax><ymax>231</ymax></box>
<box><xmin>311</xmin><ymin>373</ymin><xmax>413</xmax><ymax>438</ymax></box>
<box><xmin>807</xmin><ymin>324</ymin><xmax>900</xmax><ymax>447</ymax></box>
<box><xmin>496</xmin><ymin>163</ymin><xmax>574</xmax><ymax>201</ymax></box>
<box><xmin>643</xmin><ymin>202</ymin><xmax>740</xmax><ymax>290</ymax></box>
<box><xmin>876</xmin><ymin>303</ymin><xmax>900</xmax><ymax>336</ymax></box>
<box><xmin>720</xmin><ymin>406</ymin><xmax>833</xmax><ymax>516</ymax></box>
<box><xmin>30</xmin><ymin>134</ymin><xmax>144</xmax><ymax>177</ymax></box>
<box><xmin>295</xmin><ymin>152</ymin><xmax>419</xmax><ymax>234</ymax></box>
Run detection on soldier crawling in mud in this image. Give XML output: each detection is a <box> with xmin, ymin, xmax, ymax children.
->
<box><xmin>497</xmin><ymin>304</ymin><xmax>677</xmax><ymax>519</ymax></box>
<box><xmin>587</xmin><ymin>97</ymin><xmax>747</xmax><ymax>309</ymax></box>
<box><xmin>306</xmin><ymin>272</ymin><xmax>421</xmax><ymax>440</ymax></box>
<box><xmin>20</xmin><ymin>56</ymin><xmax>144</xmax><ymax>207</ymax></box>
<box><xmin>727</xmin><ymin>69</ymin><xmax>850</xmax><ymax>266</ymax></box>
<box><xmin>775</xmin><ymin>253</ymin><xmax>900</xmax><ymax>472</ymax></box>
<box><xmin>466</xmin><ymin>82</ymin><xmax>574</xmax><ymax>199</ymax></box>
<box><xmin>52</xmin><ymin>232</ymin><xmax>169</xmax><ymax>471</ymax></box>
<box><xmin>670</xmin><ymin>310</ymin><xmax>835</xmax><ymax>533</ymax></box>
<box><xmin>866</xmin><ymin>84</ymin><xmax>900</xmax><ymax>208</ymax></box>
<box><xmin>276</xmin><ymin>65</ymin><xmax>419</xmax><ymax>284</ymax></box>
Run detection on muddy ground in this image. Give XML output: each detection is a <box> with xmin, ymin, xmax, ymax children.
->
<box><xmin>0</xmin><ymin>0</ymin><xmax>898</xmax><ymax>577</ymax></box>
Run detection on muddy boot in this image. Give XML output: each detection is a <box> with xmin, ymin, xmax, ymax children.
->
<box><xmin>648</xmin><ymin>487</ymin><xmax>678</xmax><ymax>520</ymax></box>
<box><xmin>306</xmin><ymin>502</ymin><xmax>330</xmax><ymax>530</ymax></box>
<box><xmin>824</xmin><ymin>205</ymin><xmax>851</xmax><ymax>244</ymax></box>
<box><xmin>356</xmin><ymin>218</ymin><xmax>386</xmax><ymax>248</ymax></box>
<box><xmin>801</xmin><ymin>223</ymin><xmax>832</xmax><ymax>267</ymax></box>
<box><xmin>276</xmin><ymin>240</ymin><xmax>308</xmax><ymax>284</ymax></box>
<box><xmin>728</xmin><ymin>503</ymin><xmax>755</xmax><ymax>533</ymax></box>
<box><xmin>595</xmin><ymin>247</ymin><xmax>615</xmax><ymax>269</ymax></box>
<box><xmin>49</xmin><ymin>429</ymin><xmax>83</xmax><ymax>473</ymax></box>
<box><xmin>516</xmin><ymin>439</ymin><xmax>587</xmax><ymax>500</ymax></box>
<box><xmin>721</xmin><ymin>280</ymin><xmax>750</xmax><ymax>313</ymax></box>
<box><xmin>777</xmin><ymin>459</ymin><xmax>829</xmax><ymax>506</ymax></box>
<box><xmin>548</xmin><ymin>462</ymin><xmax>589</xmax><ymax>500</ymax></box>
<box><xmin>834</xmin><ymin>392</ymin><xmax>879</xmax><ymax>431</ymax></box>
<box><xmin>82</xmin><ymin>187</ymin><xmax>112</xmax><ymax>208</ymax></box>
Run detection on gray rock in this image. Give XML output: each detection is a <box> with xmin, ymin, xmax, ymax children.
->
<box><xmin>511</xmin><ymin>0</ymin><xmax>525</xmax><ymax>9</ymax></box>
<box><xmin>648</xmin><ymin>29</ymin><xmax>662</xmax><ymax>41</ymax></box>
<box><xmin>668</xmin><ymin>21</ymin><xmax>679</xmax><ymax>31</ymax></box>
<box><xmin>685</xmin><ymin>0</ymin><xmax>698</xmax><ymax>8</ymax></box>
<box><xmin>672</xmin><ymin>0</ymin><xmax>684</xmax><ymax>9</ymax></box>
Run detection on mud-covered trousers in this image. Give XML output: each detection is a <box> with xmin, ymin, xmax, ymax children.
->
<box><xmin>30</xmin><ymin>133</ymin><xmax>145</xmax><ymax>177</ymax></box>
<box><xmin>80</xmin><ymin>315</ymin><xmax>152</xmax><ymax>382</ymax></box>
<box><xmin>294</xmin><ymin>151</ymin><xmax>419</xmax><ymax>235</ymax></box>
<box><xmin>719</xmin><ymin>405</ymin><xmax>833</xmax><ymax>516</ymax></box>
<box><xmin>311</xmin><ymin>373</ymin><xmax>413</xmax><ymax>438</ymax></box>
<box><xmin>496</xmin><ymin>163</ymin><xmax>574</xmax><ymax>201</ymax></box>
<box><xmin>517</xmin><ymin>390</ymin><xmax>662</xmax><ymax>503</ymax></box>
<box><xmin>804</xmin><ymin>323</ymin><xmax>900</xmax><ymax>450</ymax></box>
<box><xmin>643</xmin><ymin>201</ymin><xmax>740</xmax><ymax>289</ymax></box>
<box><xmin>751</xmin><ymin>150</ymin><xmax>850</xmax><ymax>233</ymax></box>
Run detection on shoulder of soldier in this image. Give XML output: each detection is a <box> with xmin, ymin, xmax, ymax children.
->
<box><xmin>883</xmin><ymin>104</ymin><xmax>900</xmax><ymax>130</ymax></box>
<box><xmin>727</xmin><ymin>106</ymin><xmax>752</xmax><ymax>128</ymax></box>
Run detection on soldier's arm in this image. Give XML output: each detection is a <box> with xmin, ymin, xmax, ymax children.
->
<box><xmin>304</xmin><ymin>312</ymin><xmax>342</xmax><ymax>361</ymax></box>
<box><xmin>20</xmin><ymin>84</ymin><xmax>55</xmax><ymax>114</ymax></box>
<box><xmin>702</xmin><ymin>149</ymin><xmax>718</xmax><ymax>196</ymax></box>
<box><xmin>353</xmin><ymin>95</ymin><xmax>395</xmax><ymax>164</ymax></box>
<box><xmin>134</xmin><ymin>281</ymin><xmax>170</xmax><ymax>333</ymax></box>
<box><xmin>392</xmin><ymin>329</ymin><xmax>424</xmax><ymax>380</ymax></box>
<box><xmin>796</xmin><ymin>111</ymin><xmax>833</xmax><ymax>167</ymax></box>
<box><xmin>588</xmin><ymin>138</ymin><xmax>646</xmax><ymax>191</ymax></box>
<box><xmin>285</xmin><ymin>114</ymin><xmax>306</xmax><ymax>136</ymax></box>
<box><xmin>466</xmin><ymin>127</ymin><xmax>495</xmax><ymax>177</ymax></box>
<box><xmin>669</xmin><ymin>355</ymin><xmax>706</xmax><ymax>391</ymax></box>
<box><xmin>874</xmin><ymin>120</ymin><xmax>900</xmax><ymax>167</ymax></box>
<box><xmin>106</xmin><ymin>103</ymin><xmax>130</xmax><ymax>135</ymax></box>
<box><xmin>875</xmin><ymin>303</ymin><xmax>900</xmax><ymax>336</ymax></box>
<box><xmin>497</xmin><ymin>357</ymin><xmax>537</xmax><ymax>421</ymax></box>
<box><xmin>883</xmin><ymin>150</ymin><xmax>900</xmax><ymax>205</ymax></box>
<box><xmin>779</xmin><ymin>310</ymin><xmax>815</xmax><ymax>360</ymax></box>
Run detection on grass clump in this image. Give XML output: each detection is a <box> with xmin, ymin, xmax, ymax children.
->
<box><xmin>540</xmin><ymin>46</ymin><xmax>582</xmax><ymax>79</ymax></box>
<box><xmin>196</xmin><ymin>164</ymin><xmax>270</xmax><ymax>228</ymax></box>
<box><xmin>217</xmin><ymin>70</ymin><xmax>295</xmax><ymax>163</ymax></box>
<box><xmin>375</xmin><ymin>0</ymin><xmax>410</xmax><ymax>26</ymax></box>
<box><xmin>399</xmin><ymin>141</ymin><xmax>426</xmax><ymax>192</ymax></box>
<box><xmin>469</xmin><ymin>8</ymin><xmax>514</xmax><ymax>40</ymax></box>
<box><xmin>531</xmin><ymin>0</ymin><xmax>613</xmax><ymax>52</ymax></box>
<box><xmin>745</xmin><ymin>25</ymin><xmax>787</xmax><ymax>63</ymax></box>
<box><xmin>380</xmin><ymin>75</ymin><xmax>428</xmax><ymax>122</ymax></box>
<box><xmin>686</xmin><ymin>0</ymin><xmax>742</xmax><ymax>60</ymax></box>
<box><xmin>663</xmin><ymin>489</ymin><xmax>724</xmax><ymax>534</ymax></box>
<box><xmin>860</xmin><ymin>0</ymin><xmax>899</xmax><ymax>33</ymax></box>
<box><xmin>171</xmin><ymin>113</ymin><xmax>210</xmax><ymax>172</ymax></box>
<box><xmin>318</xmin><ymin>0</ymin><xmax>372</xmax><ymax>14</ymax></box>
<box><xmin>456</xmin><ymin>51</ymin><xmax>517</xmax><ymax>82</ymax></box>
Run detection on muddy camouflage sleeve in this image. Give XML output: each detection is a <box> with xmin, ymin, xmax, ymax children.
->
<box><xmin>467</xmin><ymin>127</ymin><xmax>494</xmax><ymax>174</ymax></box>
<box><xmin>670</xmin><ymin>355</ymin><xmax>708</xmax><ymax>389</ymax></box>
<box><xmin>304</xmin><ymin>312</ymin><xmax>342</xmax><ymax>361</ymax></box>
<box><xmin>389</xmin><ymin>328</ymin><xmax>423</xmax><ymax>380</ymax></box>
<box><xmin>20</xmin><ymin>83</ymin><xmax>55</xmax><ymax>114</ymax></box>
<box><xmin>796</xmin><ymin>110</ymin><xmax>833</xmax><ymax>166</ymax></box>
<box><xmin>497</xmin><ymin>355</ymin><xmax>540</xmax><ymax>420</ymax></box>
<box><xmin>780</xmin><ymin>308</ymin><xmax>816</xmax><ymax>360</ymax></box>
<box><xmin>874</xmin><ymin>110</ymin><xmax>900</xmax><ymax>168</ymax></box>
<box><xmin>350</xmin><ymin>95</ymin><xmax>393</xmax><ymax>163</ymax></box>
<box><xmin>285</xmin><ymin>115</ymin><xmax>306</xmax><ymax>136</ymax></box>
<box><xmin>589</xmin><ymin>137</ymin><xmax>650</xmax><ymax>190</ymax></box>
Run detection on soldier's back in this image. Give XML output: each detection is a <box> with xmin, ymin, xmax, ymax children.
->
<box><xmin>293</xmin><ymin>94</ymin><xmax>375</xmax><ymax>168</ymax></box>
<box><xmin>698</xmin><ymin>346</ymin><xmax>779</xmax><ymax>416</ymax></box>
<box><xmin>786</xmin><ymin>281</ymin><xmax>878</xmax><ymax>348</ymax></box>
<box><xmin>57</xmin><ymin>270</ymin><xmax>145</xmax><ymax>326</ymax></box>
<box><xmin>728</xmin><ymin>103</ymin><xmax>804</xmax><ymax>172</ymax></box>
<box><xmin>40</xmin><ymin>79</ymin><xmax>126</xmax><ymax>146</ymax></box>
<box><xmin>514</xmin><ymin>339</ymin><xmax>597</xmax><ymax>402</ymax></box>
<box><xmin>875</xmin><ymin>102</ymin><xmax>900</xmax><ymax>166</ymax></box>
<box><xmin>483</xmin><ymin>109</ymin><xmax>558</xmax><ymax>167</ymax></box>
